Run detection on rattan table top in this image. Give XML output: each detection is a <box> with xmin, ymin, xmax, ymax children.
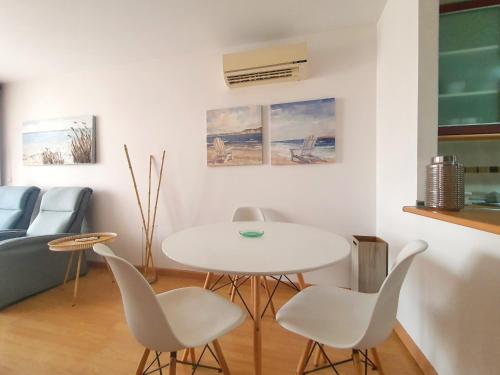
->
<box><xmin>48</xmin><ymin>232</ymin><xmax>117</xmax><ymax>252</ymax></box>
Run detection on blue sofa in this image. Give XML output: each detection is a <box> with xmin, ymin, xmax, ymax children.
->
<box><xmin>0</xmin><ymin>187</ymin><xmax>93</xmax><ymax>309</ymax></box>
<box><xmin>0</xmin><ymin>186</ymin><xmax>40</xmax><ymax>240</ymax></box>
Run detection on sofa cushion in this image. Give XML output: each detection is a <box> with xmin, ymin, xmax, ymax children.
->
<box><xmin>0</xmin><ymin>187</ymin><xmax>30</xmax><ymax>210</ymax></box>
<box><xmin>0</xmin><ymin>209</ymin><xmax>23</xmax><ymax>229</ymax></box>
<box><xmin>0</xmin><ymin>186</ymin><xmax>40</xmax><ymax>230</ymax></box>
<box><xmin>27</xmin><ymin>187</ymin><xmax>92</xmax><ymax>236</ymax></box>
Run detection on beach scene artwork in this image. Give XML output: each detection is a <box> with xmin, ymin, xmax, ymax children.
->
<box><xmin>23</xmin><ymin>115</ymin><xmax>96</xmax><ymax>166</ymax></box>
<box><xmin>207</xmin><ymin>105</ymin><xmax>263</xmax><ymax>166</ymax></box>
<box><xmin>270</xmin><ymin>98</ymin><xmax>335</xmax><ymax>165</ymax></box>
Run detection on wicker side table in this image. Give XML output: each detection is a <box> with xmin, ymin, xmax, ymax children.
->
<box><xmin>48</xmin><ymin>232</ymin><xmax>117</xmax><ymax>305</ymax></box>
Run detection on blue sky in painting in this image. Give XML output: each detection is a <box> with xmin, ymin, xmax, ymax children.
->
<box><xmin>207</xmin><ymin>105</ymin><xmax>262</xmax><ymax>135</ymax></box>
<box><xmin>270</xmin><ymin>98</ymin><xmax>335</xmax><ymax>141</ymax></box>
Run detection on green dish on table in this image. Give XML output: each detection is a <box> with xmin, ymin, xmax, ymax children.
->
<box><xmin>239</xmin><ymin>230</ymin><xmax>264</xmax><ymax>238</ymax></box>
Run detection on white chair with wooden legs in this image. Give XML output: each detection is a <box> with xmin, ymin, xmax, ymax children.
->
<box><xmin>228</xmin><ymin>207</ymin><xmax>269</xmax><ymax>301</ymax></box>
<box><xmin>276</xmin><ymin>240</ymin><xmax>428</xmax><ymax>375</ymax></box>
<box><xmin>93</xmin><ymin>244</ymin><xmax>245</xmax><ymax>375</ymax></box>
<box><xmin>204</xmin><ymin>207</ymin><xmax>278</xmax><ymax>316</ymax></box>
<box><xmin>212</xmin><ymin>207</ymin><xmax>307</xmax><ymax>314</ymax></box>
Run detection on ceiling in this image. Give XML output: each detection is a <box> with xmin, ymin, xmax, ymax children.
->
<box><xmin>0</xmin><ymin>0</ymin><xmax>387</xmax><ymax>82</ymax></box>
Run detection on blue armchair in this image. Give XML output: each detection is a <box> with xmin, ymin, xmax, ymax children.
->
<box><xmin>0</xmin><ymin>186</ymin><xmax>40</xmax><ymax>240</ymax></box>
<box><xmin>0</xmin><ymin>187</ymin><xmax>93</xmax><ymax>309</ymax></box>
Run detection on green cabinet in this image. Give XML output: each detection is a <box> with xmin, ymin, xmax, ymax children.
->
<box><xmin>439</xmin><ymin>5</ymin><xmax>500</xmax><ymax>136</ymax></box>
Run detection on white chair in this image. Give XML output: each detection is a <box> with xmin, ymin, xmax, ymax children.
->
<box><xmin>205</xmin><ymin>207</ymin><xmax>310</xmax><ymax>319</ymax></box>
<box><xmin>290</xmin><ymin>135</ymin><xmax>319</xmax><ymax>163</ymax></box>
<box><xmin>93</xmin><ymin>244</ymin><xmax>246</xmax><ymax>375</ymax></box>
<box><xmin>276</xmin><ymin>240</ymin><xmax>428</xmax><ymax>375</ymax></box>
<box><xmin>203</xmin><ymin>207</ymin><xmax>278</xmax><ymax>315</ymax></box>
<box><xmin>229</xmin><ymin>207</ymin><xmax>265</xmax><ymax>299</ymax></box>
<box><xmin>231</xmin><ymin>206</ymin><xmax>265</xmax><ymax>222</ymax></box>
<box><xmin>213</xmin><ymin>137</ymin><xmax>233</xmax><ymax>164</ymax></box>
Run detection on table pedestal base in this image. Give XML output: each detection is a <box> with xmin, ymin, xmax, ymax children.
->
<box><xmin>252</xmin><ymin>275</ymin><xmax>262</xmax><ymax>375</ymax></box>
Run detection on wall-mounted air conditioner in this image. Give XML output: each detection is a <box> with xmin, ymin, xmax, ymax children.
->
<box><xmin>223</xmin><ymin>42</ymin><xmax>308</xmax><ymax>88</ymax></box>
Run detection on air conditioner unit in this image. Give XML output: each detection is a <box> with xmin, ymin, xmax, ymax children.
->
<box><xmin>223</xmin><ymin>43</ymin><xmax>308</xmax><ymax>88</ymax></box>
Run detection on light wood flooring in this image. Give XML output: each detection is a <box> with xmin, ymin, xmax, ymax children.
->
<box><xmin>0</xmin><ymin>267</ymin><xmax>423</xmax><ymax>375</ymax></box>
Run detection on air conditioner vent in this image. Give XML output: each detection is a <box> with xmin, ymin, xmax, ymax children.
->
<box><xmin>223</xmin><ymin>43</ymin><xmax>308</xmax><ymax>88</ymax></box>
<box><xmin>227</xmin><ymin>67</ymin><xmax>299</xmax><ymax>86</ymax></box>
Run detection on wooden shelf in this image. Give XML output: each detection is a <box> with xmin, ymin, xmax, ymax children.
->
<box><xmin>403</xmin><ymin>206</ymin><xmax>500</xmax><ymax>235</ymax></box>
<box><xmin>440</xmin><ymin>0</ymin><xmax>500</xmax><ymax>13</ymax></box>
<box><xmin>438</xmin><ymin>124</ymin><xmax>500</xmax><ymax>137</ymax></box>
<box><xmin>439</xmin><ymin>133</ymin><xmax>500</xmax><ymax>141</ymax></box>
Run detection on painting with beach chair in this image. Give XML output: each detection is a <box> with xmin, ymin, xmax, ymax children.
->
<box><xmin>271</xmin><ymin>98</ymin><xmax>335</xmax><ymax>165</ymax></box>
<box><xmin>207</xmin><ymin>105</ymin><xmax>263</xmax><ymax>167</ymax></box>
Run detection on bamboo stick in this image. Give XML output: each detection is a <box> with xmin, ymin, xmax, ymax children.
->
<box><xmin>123</xmin><ymin>145</ymin><xmax>151</xmax><ymax>264</ymax></box>
<box><xmin>124</xmin><ymin>145</ymin><xmax>165</xmax><ymax>283</ymax></box>
<box><xmin>146</xmin><ymin>150</ymin><xmax>166</xmax><ymax>278</ymax></box>
<box><xmin>144</xmin><ymin>155</ymin><xmax>153</xmax><ymax>270</ymax></box>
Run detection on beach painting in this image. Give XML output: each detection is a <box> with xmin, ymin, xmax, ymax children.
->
<box><xmin>270</xmin><ymin>98</ymin><xmax>336</xmax><ymax>165</ymax></box>
<box><xmin>207</xmin><ymin>105</ymin><xmax>263</xmax><ymax>166</ymax></box>
<box><xmin>23</xmin><ymin>115</ymin><xmax>96</xmax><ymax>166</ymax></box>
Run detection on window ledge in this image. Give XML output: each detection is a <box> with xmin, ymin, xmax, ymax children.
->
<box><xmin>403</xmin><ymin>206</ymin><xmax>500</xmax><ymax>235</ymax></box>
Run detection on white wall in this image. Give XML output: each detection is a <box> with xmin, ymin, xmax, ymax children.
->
<box><xmin>1</xmin><ymin>26</ymin><xmax>378</xmax><ymax>286</ymax></box>
<box><xmin>377</xmin><ymin>1</ymin><xmax>500</xmax><ymax>374</ymax></box>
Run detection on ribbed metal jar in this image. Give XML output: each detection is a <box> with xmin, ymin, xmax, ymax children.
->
<box><xmin>425</xmin><ymin>155</ymin><xmax>464</xmax><ymax>211</ymax></box>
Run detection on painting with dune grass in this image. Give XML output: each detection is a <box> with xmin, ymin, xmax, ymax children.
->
<box><xmin>23</xmin><ymin>115</ymin><xmax>96</xmax><ymax>166</ymax></box>
<box><xmin>207</xmin><ymin>105</ymin><xmax>262</xmax><ymax>167</ymax></box>
<box><xmin>271</xmin><ymin>98</ymin><xmax>335</xmax><ymax>165</ymax></box>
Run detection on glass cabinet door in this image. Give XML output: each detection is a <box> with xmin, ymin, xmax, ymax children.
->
<box><xmin>439</xmin><ymin>5</ymin><xmax>500</xmax><ymax>132</ymax></box>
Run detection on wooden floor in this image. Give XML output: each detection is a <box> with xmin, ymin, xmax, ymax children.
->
<box><xmin>0</xmin><ymin>267</ymin><xmax>423</xmax><ymax>375</ymax></box>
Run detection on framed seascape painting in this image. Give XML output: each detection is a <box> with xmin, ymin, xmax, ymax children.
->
<box><xmin>23</xmin><ymin>115</ymin><xmax>96</xmax><ymax>166</ymax></box>
<box><xmin>206</xmin><ymin>105</ymin><xmax>263</xmax><ymax>167</ymax></box>
<box><xmin>270</xmin><ymin>98</ymin><xmax>336</xmax><ymax>165</ymax></box>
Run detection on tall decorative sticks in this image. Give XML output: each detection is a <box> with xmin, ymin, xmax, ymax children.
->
<box><xmin>124</xmin><ymin>144</ymin><xmax>166</xmax><ymax>283</ymax></box>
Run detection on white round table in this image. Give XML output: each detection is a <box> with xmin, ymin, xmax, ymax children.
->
<box><xmin>162</xmin><ymin>221</ymin><xmax>350</xmax><ymax>375</ymax></box>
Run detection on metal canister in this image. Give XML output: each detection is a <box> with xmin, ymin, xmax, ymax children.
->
<box><xmin>425</xmin><ymin>155</ymin><xmax>464</xmax><ymax>211</ymax></box>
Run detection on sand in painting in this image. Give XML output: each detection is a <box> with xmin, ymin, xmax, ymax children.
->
<box><xmin>207</xmin><ymin>144</ymin><xmax>262</xmax><ymax>166</ymax></box>
<box><xmin>271</xmin><ymin>139</ymin><xmax>335</xmax><ymax>165</ymax></box>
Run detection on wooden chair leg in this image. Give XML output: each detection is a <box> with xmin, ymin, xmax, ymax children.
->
<box><xmin>189</xmin><ymin>348</ymin><xmax>196</xmax><ymax>363</ymax></box>
<box><xmin>251</xmin><ymin>277</ymin><xmax>254</xmax><ymax>301</ymax></box>
<box><xmin>230</xmin><ymin>275</ymin><xmax>239</xmax><ymax>302</ymax></box>
<box><xmin>181</xmin><ymin>348</ymin><xmax>190</xmax><ymax>362</ymax></box>
<box><xmin>227</xmin><ymin>275</ymin><xmax>233</xmax><ymax>295</ymax></box>
<box><xmin>212</xmin><ymin>339</ymin><xmax>231</xmax><ymax>375</ymax></box>
<box><xmin>297</xmin><ymin>273</ymin><xmax>306</xmax><ymax>290</ymax></box>
<box><xmin>352</xmin><ymin>350</ymin><xmax>363</xmax><ymax>375</ymax></box>
<box><xmin>203</xmin><ymin>272</ymin><xmax>213</xmax><ymax>289</ymax></box>
<box><xmin>313</xmin><ymin>343</ymin><xmax>329</xmax><ymax>366</ymax></box>
<box><xmin>169</xmin><ymin>352</ymin><xmax>177</xmax><ymax>375</ymax></box>
<box><xmin>262</xmin><ymin>277</ymin><xmax>276</xmax><ymax>318</ymax></box>
<box><xmin>313</xmin><ymin>345</ymin><xmax>320</xmax><ymax>366</ymax></box>
<box><xmin>313</xmin><ymin>344</ymin><xmax>323</xmax><ymax>366</ymax></box>
<box><xmin>296</xmin><ymin>339</ymin><xmax>313</xmax><ymax>375</ymax></box>
<box><xmin>370</xmin><ymin>347</ymin><xmax>385</xmax><ymax>375</ymax></box>
<box><xmin>135</xmin><ymin>348</ymin><xmax>150</xmax><ymax>375</ymax></box>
